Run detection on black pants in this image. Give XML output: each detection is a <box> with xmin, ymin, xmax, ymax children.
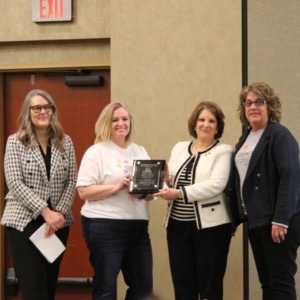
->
<box><xmin>7</xmin><ymin>216</ymin><xmax>70</xmax><ymax>300</ymax></box>
<box><xmin>248</xmin><ymin>212</ymin><xmax>300</xmax><ymax>300</ymax></box>
<box><xmin>167</xmin><ymin>218</ymin><xmax>232</xmax><ymax>300</ymax></box>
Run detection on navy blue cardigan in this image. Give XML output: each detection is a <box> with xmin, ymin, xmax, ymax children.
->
<box><xmin>227</xmin><ymin>122</ymin><xmax>300</xmax><ymax>229</ymax></box>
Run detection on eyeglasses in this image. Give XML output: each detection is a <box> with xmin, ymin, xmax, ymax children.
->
<box><xmin>242</xmin><ymin>99</ymin><xmax>267</xmax><ymax>107</ymax></box>
<box><xmin>31</xmin><ymin>104</ymin><xmax>53</xmax><ymax>114</ymax></box>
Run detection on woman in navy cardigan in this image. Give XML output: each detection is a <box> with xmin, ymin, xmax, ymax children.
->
<box><xmin>227</xmin><ymin>82</ymin><xmax>300</xmax><ymax>300</ymax></box>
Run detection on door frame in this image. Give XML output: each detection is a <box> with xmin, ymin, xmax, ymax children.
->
<box><xmin>0</xmin><ymin>60</ymin><xmax>111</xmax><ymax>300</ymax></box>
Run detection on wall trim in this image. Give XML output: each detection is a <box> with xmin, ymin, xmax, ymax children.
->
<box><xmin>0</xmin><ymin>60</ymin><xmax>111</xmax><ymax>72</ymax></box>
<box><xmin>0</xmin><ymin>38</ymin><xmax>110</xmax><ymax>45</ymax></box>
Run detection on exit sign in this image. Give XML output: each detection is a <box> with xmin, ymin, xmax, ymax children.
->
<box><xmin>32</xmin><ymin>0</ymin><xmax>72</xmax><ymax>22</ymax></box>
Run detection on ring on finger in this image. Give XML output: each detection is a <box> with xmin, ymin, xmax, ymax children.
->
<box><xmin>279</xmin><ymin>232</ymin><xmax>284</xmax><ymax>236</ymax></box>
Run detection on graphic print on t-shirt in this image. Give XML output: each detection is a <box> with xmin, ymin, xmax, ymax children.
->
<box><xmin>116</xmin><ymin>159</ymin><xmax>132</xmax><ymax>174</ymax></box>
<box><xmin>235</xmin><ymin>127</ymin><xmax>265</xmax><ymax>203</ymax></box>
<box><xmin>235</xmin><ymin>145</ymin><xmax>253</xmax><ymax>167</ymax></box>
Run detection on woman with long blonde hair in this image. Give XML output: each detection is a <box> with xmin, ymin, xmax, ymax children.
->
<box><xmin>77</xmin><ymin>102</ymin><xmax>154</xmax><ymax>300</ymax></box>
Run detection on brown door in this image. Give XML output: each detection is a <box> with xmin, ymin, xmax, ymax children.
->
<box><xmin>3</xmin><ymin>70</ymin><xmax>110</xmax><ymax>299</ymax></box>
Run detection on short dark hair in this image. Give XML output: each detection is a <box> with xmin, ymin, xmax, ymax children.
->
<box><xmin>188</xmin><ymin>101</ymin><xmax>225</xmax><ymax>139</ymax></box>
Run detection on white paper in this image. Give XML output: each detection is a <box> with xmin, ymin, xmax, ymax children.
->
<box><xmin>29</xmin><ymin>223</ymin><xmax>66</xmax><ymax>263</ymax></box>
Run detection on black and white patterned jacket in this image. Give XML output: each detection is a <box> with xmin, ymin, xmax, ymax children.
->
<box><xmin>1</xmin><ymin>134</ymin><xmax>77</xmax><ymax>231</ymax></box>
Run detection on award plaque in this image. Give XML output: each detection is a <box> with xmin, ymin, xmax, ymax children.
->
<box><xmin>129</xmin><ymin>160</ymin><xmax>166</xmax><ymax>194</ymax></box>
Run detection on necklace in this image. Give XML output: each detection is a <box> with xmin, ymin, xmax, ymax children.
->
<box><xmin>192</xmin><ymin>140</ymin><xmax>216</xmax><ymax>156</ymax></box>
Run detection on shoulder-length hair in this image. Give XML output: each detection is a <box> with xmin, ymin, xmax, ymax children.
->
<box><xmin>188</xmin><ymin>101</ymin><xmax>225</xmax><ymax>139</ymax></box>
<box><xmin>94</xmin><ymin>102</ymin><xmax>135</xmax><ymax>145</ymax></box>
<box><xmin>17</xmin><ymin>90</ymin><xmax>65</xmax><ymax>150</ymax></box>
<box><xmin>238</xmin><ymin>82</ymin><xmax>281</xmax><ymax>125</ymax></box>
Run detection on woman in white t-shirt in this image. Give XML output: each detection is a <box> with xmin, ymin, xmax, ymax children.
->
<box><xmin>77</xmin><ymin>103</ymin><xmax>153</xmax><ymax>300</ymax></box>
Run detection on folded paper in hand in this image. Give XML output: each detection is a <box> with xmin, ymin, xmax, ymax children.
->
<box><xmin>29</xmin><ymin>223</ymin><xmax>66</xmax><ymax>263</ymax></box>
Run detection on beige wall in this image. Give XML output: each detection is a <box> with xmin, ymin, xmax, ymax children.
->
<box><xmin>0</xmin><ymin>1</ymin><xmax>246</xmax><ymax>299</ymax></box>
<box><xmin>0</xmin><ymin>0</ymin><xmax>110</xmax><ymax>42</ymax></box>
<box><xmin>0</xmin><ymin>1</ymin><xmax>111</xmax><ymax>69</ymax></box>
<box><xmin>248</xmin><ymin>1</ymin><xmax>300</xmax><ymax>299</ymax></box>
<box><xmin>0</xmin><ymin>39</ymin><xmax>110</xmax><ymax>68</ymax></box>
<box><xmin>111</xmin><ymin>1</ymin><xmax>243</xmax><ymax>299</ymax></box>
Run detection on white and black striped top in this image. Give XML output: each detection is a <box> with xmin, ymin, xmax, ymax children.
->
<box><xmin>170</xmin><ymin>157</ymin><xmax>196</xmax><ymax>221</ymax></box>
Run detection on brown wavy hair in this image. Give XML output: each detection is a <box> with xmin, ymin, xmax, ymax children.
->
<box><xmin>17</xmin><ymin>90</ymin><xmax>65</xmax><ymax>150</ymax></box>
<box><xmin>238</xmin><ymin>82</ymin><xmax>281</xmax><ymax>126</ymax></box>
<box><xmin>188</xmin><ymin>102</ymin><xmax>225</xmax><ymax>139</ymax></box>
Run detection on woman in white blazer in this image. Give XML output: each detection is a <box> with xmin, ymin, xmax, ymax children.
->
<box><xmin>155</xmin><ymin>102</ymin><xmax>232</xmax><ymax>300</ymax></box>
<box><xmin>1</xmin><ymin>90</ymin><xmax>77</xmax><ymax>300</ymax></box>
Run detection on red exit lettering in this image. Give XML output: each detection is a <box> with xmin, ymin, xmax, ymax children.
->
<box><xmin>40</xmin><ymin>0</ymin><xmax>46</xmax><ymax>18</ymax></box>
<box><xmin>40</xmin><ymin>0</ymin><xmax>64</xmax><ymax>18</ymax></box>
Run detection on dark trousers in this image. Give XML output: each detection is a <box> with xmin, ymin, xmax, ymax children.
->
<box><xmin>167</xmin><ymin>218</ymin><xmax>232</xmax><ymax>300</ymax></box>
<box><xmin>82</xmin><ymin>217</ymin><xmax>153</xmax><ymax>300</ymax></box>
<box><xmin>7</xmin><ymin>216</ymin><xmax>70</xmax><ymax>300</ymax></box>
<box><xmin>248</xmin><ymin>212</ymin><xmax>300</xmax><ymax>300</ymax></box>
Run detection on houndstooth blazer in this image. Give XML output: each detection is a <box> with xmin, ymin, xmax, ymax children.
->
<box><xmin>1</xmin><ymin>134</ymin><xmax>77</xmax><ymax>231</ymax></box>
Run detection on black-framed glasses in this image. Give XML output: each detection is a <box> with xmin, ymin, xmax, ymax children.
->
<box><xmin>242</xmin><ymin>99</ymin><xmax>267</xmax><ymax>107</ymax></box>
<box><xmin>31</xmin><ymin>104</ymin><xmax>53</xmax><ymax>114</ymax></box>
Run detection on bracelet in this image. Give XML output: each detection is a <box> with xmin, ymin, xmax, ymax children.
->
<box><xmin>139</xmin><ymin>194</ymin><xmax>148</xmax><ymax>200</ymax></box>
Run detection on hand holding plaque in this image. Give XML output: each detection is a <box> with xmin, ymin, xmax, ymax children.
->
<box><xmin>129</xmin><ymin>160</ymin><xmax>166</xmax><ymax>194</ymax></box>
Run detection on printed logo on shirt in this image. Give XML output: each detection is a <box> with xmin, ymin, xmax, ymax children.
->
<box><xmin>235</xmin><ymin>148</ymin><xmax>253</xmax><ymax>166</ymax></box>
<box><xmin>235</xmin><ymin>145</ymin><xmax>245</xmax><ymax>164</ymax></box>
<box><xmin>123</xmin><ymin>165</ymin><xmax>132</xmax><ymax>174</ymax></box>
<box><xmin>116</xmin><ymin>159</ymin><xmax>133</xmax><ymax>174</ymax></box>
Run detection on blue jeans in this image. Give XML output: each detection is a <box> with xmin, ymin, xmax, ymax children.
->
<box><xmin>82</xmin><ymin>217</ymin><xmax>153</xmax><ymax>300</ymax></box>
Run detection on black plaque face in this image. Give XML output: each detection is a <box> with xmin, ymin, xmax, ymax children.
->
<box><xmin>129</xmin><ymin>160</ymin><xmax>166</xmax><ymax>194</ymax></box>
